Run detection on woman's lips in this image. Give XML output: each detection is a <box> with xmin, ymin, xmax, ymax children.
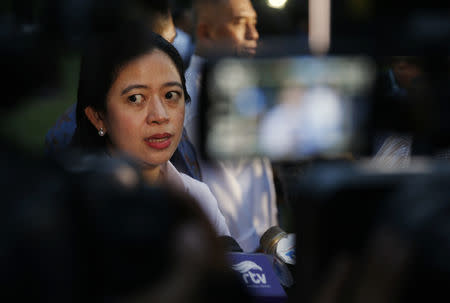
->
<box><xmin>145</xmin><ymin>133</ymin><xmax>172</xmax><ymax>150</ymax></box>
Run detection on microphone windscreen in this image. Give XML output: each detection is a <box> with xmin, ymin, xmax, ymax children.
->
<box><xmin>227</xmin><ymin>252</ymin><xmax>288</xmax><ymax>302</ymax></box>
<box><xmin>260</xmin><ymin>226</ymin><xmax>287</xmax><ymax>255</ymax></box>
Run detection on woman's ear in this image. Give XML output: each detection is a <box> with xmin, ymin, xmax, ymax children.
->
<box><xmin>84</xmin><ymin>106</ymin><xmax>106</xmax><ymax>133</ymax></box>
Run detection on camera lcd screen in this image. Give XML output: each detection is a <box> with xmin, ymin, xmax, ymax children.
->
<box><xmin>201</xmin><ymin>56</ymin><xmax>375</xmax><ymax>161</ymax></box>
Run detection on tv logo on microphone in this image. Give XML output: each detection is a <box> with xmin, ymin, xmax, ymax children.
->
<box><xmin>232</xmin><ymin>261</ymin><xmax>269</xmax><ymax>287</ymax></box>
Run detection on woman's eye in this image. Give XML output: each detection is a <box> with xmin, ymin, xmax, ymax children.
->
<box><xmin>128</xmin><ymin>94</ymin><xmax>144</xmax><ymax>104</ymax></box>
<box><xmin>165</xmin><ymin>91</ymin><xmax>180</xmax><ymax>100</ymax></box>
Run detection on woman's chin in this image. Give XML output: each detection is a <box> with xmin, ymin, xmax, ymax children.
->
<box><xmin>139</xmin><ymin>156</ymin><xmax>171</xmax><ymax>168</ymax></box>
<box><xmin>112</xmin><ymin>148</ymin><xmax>174</xmax><ymax>171</ymax></box>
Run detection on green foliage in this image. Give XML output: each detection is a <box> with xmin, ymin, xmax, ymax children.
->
<box><xmin>1</xmin><ymin>53</ymin><xmax>80</xmax><ymax>155</ymax></box>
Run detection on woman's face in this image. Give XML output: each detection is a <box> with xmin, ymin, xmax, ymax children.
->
<box><xmin>101</xmin><ymin>50</ymin><xmax>185</xmax><ymax>168</ymax></box>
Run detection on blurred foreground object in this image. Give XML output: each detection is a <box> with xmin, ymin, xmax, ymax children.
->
<box><xmin>199</xmin><ymin>55</ymin><xmax>375</xmax><ymax>162</ymax></box>
<box><xmin>292</xmin><ymin>159</ymin><xmax>450</xmax><ymax>302</ymax></box>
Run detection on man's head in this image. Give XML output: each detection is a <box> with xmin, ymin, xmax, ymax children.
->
<box><xmin>194</xmin><ymin>0</ymin><xmax>259</xmax><ymax>57</ymax></box>
<box><xmin>390</xmin><ymin>56</ymin><xmax>424</xmax><ymax>90</ymax></box>
<box><xmin>126</xmin><ymin>0</ymin><xmax>177</xmax><ymax>43</ymax></box>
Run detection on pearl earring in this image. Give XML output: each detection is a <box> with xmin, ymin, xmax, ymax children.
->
<box><xmin>98</xmin><ymin>127</ymin><xmax>105</xmax><ymax>137</ymax></box>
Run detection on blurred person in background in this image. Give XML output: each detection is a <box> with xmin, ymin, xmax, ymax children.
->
<box><xmin>376</xmin><ymin>56</ymin><xmax>425</xmax><ymax>99</ymax></box>
<box><xmin>71</xmin><ymin>22</ymin><xmax>230</xmax><ymax>236</ymax></box>
<box><xmin>370</xmin><ymin>57</ymin><xmax>422</xmax><ymax>168</ymax></box>
<box><xmin>172</xmin><ymin>0</ymin><xmax>196</xmax><ymax>67</ymax></box>
<box><xmin>390</xmin><ymin>56</ymin><xmax>425</xmax><ymax>96</ymax></box>
<box><xmin>194</xmin><ymin>0</ymin><xmax>259</xmax><ymax>58</ymax></box>
<box><xmin>371</xmin><ymin>57</ymin><xmax>450</xmax><ymax>169</ymax></box>
<box><xmin>44</xmin><ymin>0</ymin><xmax>202</xmax><ymax>180</ymax></box>
<box><xmin>172</xmin><ymin>0</ymin><xmax>195</xmax><ymax>35</ymax></box>
<box><xmin>184</xmin><ymin>0</ymin><xmax>261</xmax><ymax>145</ymax></box>
<box><xmin>184</xmin><ymin>0</ymin><xmax>279</xmax><ymax>252</ymax></box>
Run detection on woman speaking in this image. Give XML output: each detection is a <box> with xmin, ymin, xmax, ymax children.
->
<box><xmin>72</xmin><ymin>23</ymin><xmax>230</xmax><ymax>236</ymax></box>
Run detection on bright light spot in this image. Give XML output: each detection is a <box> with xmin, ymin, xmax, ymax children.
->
<box><xmin>267</xmin><ymin>0</ymin><xmax>288</xmax><ymax>9</ymax></box>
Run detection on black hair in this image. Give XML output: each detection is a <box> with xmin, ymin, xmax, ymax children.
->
<box><xmin>125</xmin><ymin>0</ymin><xmax>173</xmax><ymax>34</ymax></box>
<box><xmin>71</xmin><ymin>21</ymin><xmax>190</xmax><ymax>152</ymax></box>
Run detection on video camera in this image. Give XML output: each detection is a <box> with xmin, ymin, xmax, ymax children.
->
<box><xmin>197</xmin><ymin>53</ymin><xmax>450</xmax><ymax>162</ymax></box>
<box><xmin>198</xmin><ymin>55</ymin><xmax>376</xmax><ymax>162</ymax></box>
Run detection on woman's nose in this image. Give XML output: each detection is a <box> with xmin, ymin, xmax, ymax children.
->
<box><xmin>147</xmin><ymin>97</ymin><xmax>169</xmax><ymax>124</ymax></box>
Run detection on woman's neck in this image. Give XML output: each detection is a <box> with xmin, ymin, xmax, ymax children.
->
<box><xmin>141</xmin><ymin>165</ymin><xmax>163</xmax><ymax>185</ymax></box>
<box><xmin>106</xmin><ymin>145</ymin><xmax>164</xmax><ymax>185</ymax></box>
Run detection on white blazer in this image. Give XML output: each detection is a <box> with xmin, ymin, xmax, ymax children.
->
<box><xmin>161</xmin><ymin>161</ymin><xmax>231</xmax><ymax>236</ymax></box>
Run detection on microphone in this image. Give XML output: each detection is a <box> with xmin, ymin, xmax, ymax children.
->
<box><xmin>227</xmin><ymin>252</ymin><xmax>288</xmax><ymax>303</ymax></box>
<box><xmin>260</xmin><ymin>226</ymin><xmax>296</xmax><ymax>289</ymax></box>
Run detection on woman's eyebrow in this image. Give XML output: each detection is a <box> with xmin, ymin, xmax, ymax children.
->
<box><xmin>162</xmin><ymin>82</ymin><xmax>183</xmax><ymax>89</ymax></box>
<box><xmin>121</xmin><ymin>84</ymin><xmax>148</xmax><ymax>96</ymax></box>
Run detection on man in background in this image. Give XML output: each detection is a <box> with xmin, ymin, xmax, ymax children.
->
<box><xmin>184</xmin><ymin>0</ymin><xmax>278</xmax><ymax>252</ymax></box>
